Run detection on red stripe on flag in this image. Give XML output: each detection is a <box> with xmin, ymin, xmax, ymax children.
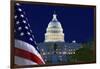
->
<box><xmin>14</xmin><ymin>47</ymin><xmax>44</xmax><ymax>64</ymax></box>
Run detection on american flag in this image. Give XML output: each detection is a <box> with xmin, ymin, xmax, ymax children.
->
<box><xmin>14</xmin><ymin>3</ymin><xmax>45</xmax><ymax>65</ymax></box>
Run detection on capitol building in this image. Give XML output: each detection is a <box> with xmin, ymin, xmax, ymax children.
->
<box><xmin>38</xmin><ymin>13</ymin><xmax>82</xmax><ymax>64</ymax></box>
<box><xmin>45</xmin><ymin>13</ymin><xmax>64</xmax><ymax>42</ymax></box>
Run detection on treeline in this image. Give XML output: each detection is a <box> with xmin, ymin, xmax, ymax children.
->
<box><xmin>69</xmin><ymin>40</ymin><xmax>96</xmax><ymax>63</ymax></box>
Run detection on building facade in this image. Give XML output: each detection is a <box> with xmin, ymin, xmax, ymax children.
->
<box><xmin>38</xmin><ymin>13</ymin><xmax>82</xmax><ymax>64</ymax></box>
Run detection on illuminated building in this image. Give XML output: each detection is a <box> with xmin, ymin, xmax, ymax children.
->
<box><xmin>38</xmin><ymin>13</ymin><xmax>81</xmax><ymax>64</ymax></box>
<box><xmin>45</xmin><ymin>13</ymin><xmax>64</xmax><ymax>42</ymax></box>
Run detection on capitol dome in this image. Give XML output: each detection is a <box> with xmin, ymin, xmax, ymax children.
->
<box><xmin>45</xmin><ymin>13</ymin><xmax>64</xmax><ymax>42</ymax></box>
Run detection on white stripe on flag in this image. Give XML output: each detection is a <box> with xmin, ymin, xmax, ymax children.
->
<box><xmin>15</xmin><ymin>56</ymin><xmax>37</xmax><ymax>65</ymax></box>
<box><xmin>15</xmin><ymin>39</ymin><xmax>45</xmax><ymax>64</ymax></box>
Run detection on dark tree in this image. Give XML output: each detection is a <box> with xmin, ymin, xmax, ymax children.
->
<box><xmin>70</xmin><ymin>41</ymin><xmax>96</xmax><ymax>63</ymax></box>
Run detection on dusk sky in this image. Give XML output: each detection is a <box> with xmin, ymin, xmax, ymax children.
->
<box><xmin>18</xmin><ymin>2</ymin><xmax>95</xmax><ymax>43</ymax></box>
